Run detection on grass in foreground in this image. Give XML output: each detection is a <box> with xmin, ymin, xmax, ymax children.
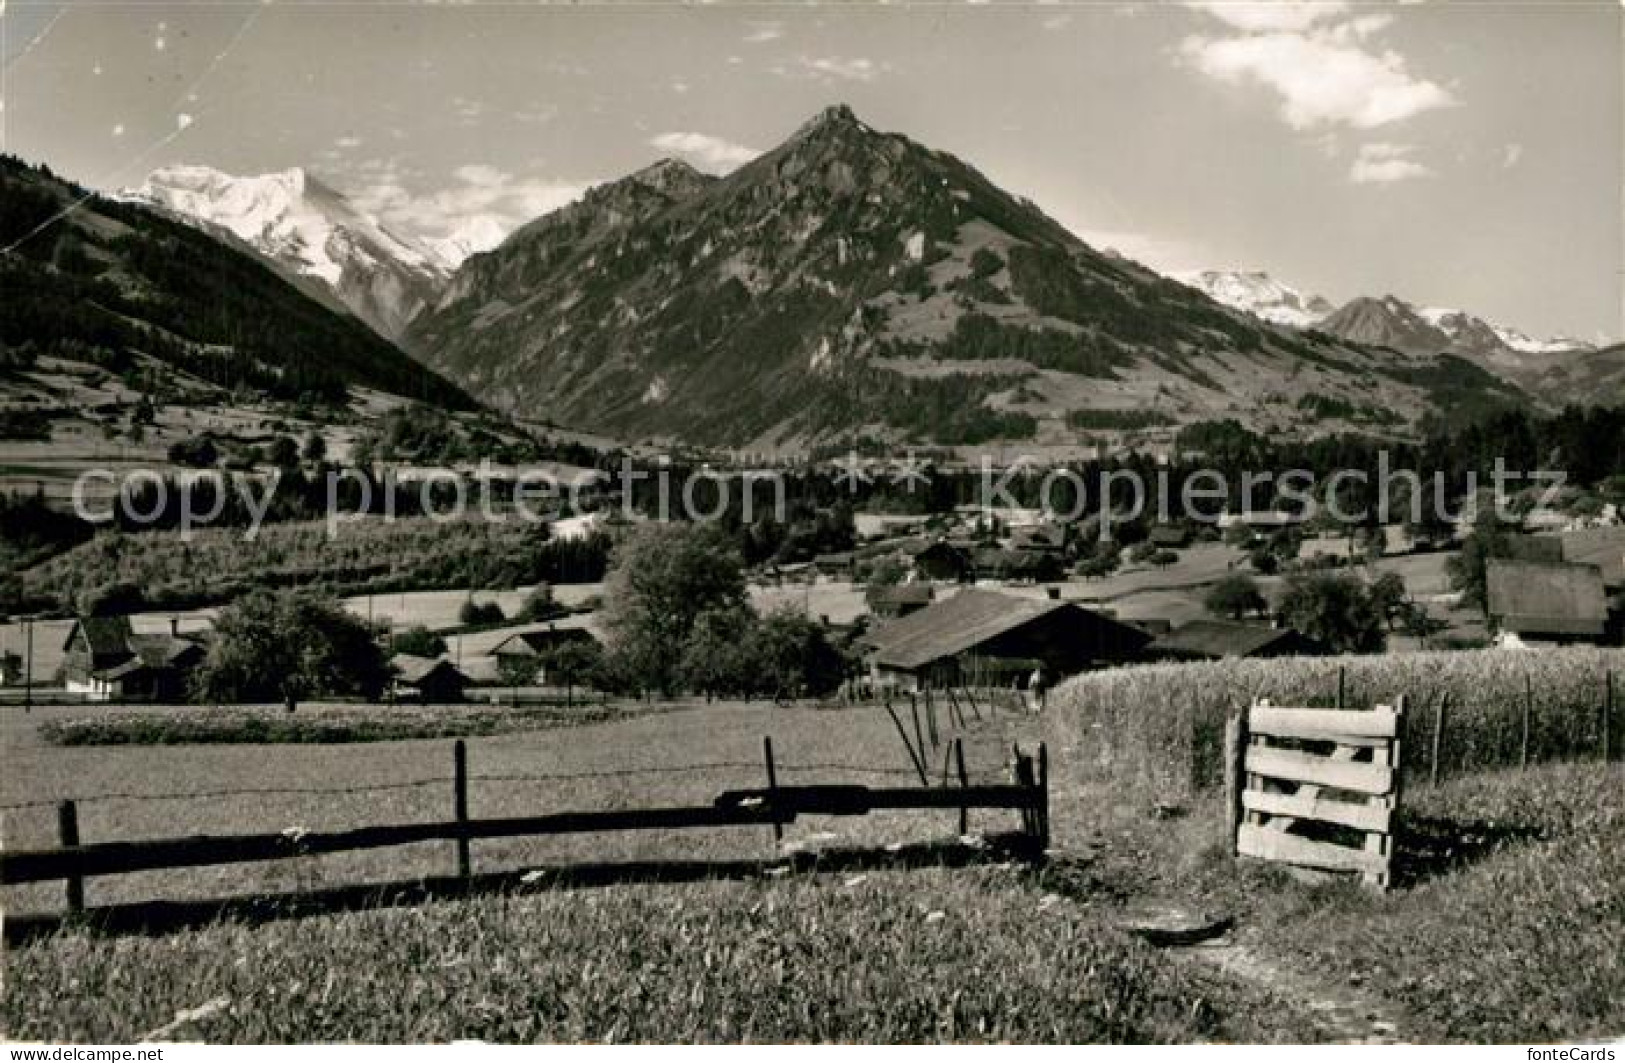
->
<box><xmin>1</xmin><ymin>868</ymin><xmax>1299</xmax><ymax>1043</ymax></box>
<box><xmin>1057</xmin><ymin>761</ymin><xmax>1625</xmax><ymax>1043</ymax></box>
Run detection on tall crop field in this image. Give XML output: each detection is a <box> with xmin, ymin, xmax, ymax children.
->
<box><xmin>1046</xmin><ymin>648</ymin><xmax>1624</xmax><ymax>813</ymax></box>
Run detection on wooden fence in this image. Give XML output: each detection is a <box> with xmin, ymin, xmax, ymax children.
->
<box><xmin>1225</xmin><ymin>696</ymin><xmax>1404</xmax><ymax>889</ymax></box>
<box><xmin>1</xmin><ymin>738</ymin><xmax>1050</xmax><ymax>915</ymax></box>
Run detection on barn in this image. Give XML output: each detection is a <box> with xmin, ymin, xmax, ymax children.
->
<box><xmin>864</xmin><ymin>588</ymin><xmax>1149</xmax><ymax>691</ymax></box>
<box><xmin>1486</xmin><ymin>559</ymin><xmax>1613</xmax><ymax>648</ymax></box>
<box><xmin>1147</xmin><ymin>620</ymin><xmax>1329</xmax><ymax>662</ymax></box>
<box><xmin>390</xmin><ymin>655</ymin><xmax>471</xmax><ymax>703</ymax></box>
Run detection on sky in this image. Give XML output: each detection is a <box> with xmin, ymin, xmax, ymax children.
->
<box><xmin>1</xmin><ymin>0</ymin><xmax>1620</xmax><ymax>342</ymax></box>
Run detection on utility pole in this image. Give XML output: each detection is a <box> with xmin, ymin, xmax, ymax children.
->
<box><xmin>24</xmin><ymin>616</ymin><xmax>34</xmax><ymax>715</ymax></box>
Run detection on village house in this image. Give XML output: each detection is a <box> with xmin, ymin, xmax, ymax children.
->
<box><xmin>491</xmin><ymin>619</ymin><xmax>601</xmax><ymax>683</ymax></box>
<box><xmin>1485</xmin><ymin>559</ymin><xmax>1614</xmax><ymax>648</ymax></box>
<box><xmin>1147</xmin><ymin>620</ymin><xmax>1329</xmax><ymax>662</ymax></box>
<box><xmin>863</xmin><ymin>588</ymin><xmax>1150</xmax><ymax>691</ymax></box>
<box><xmin>390</xmin><ymin>654</ymin><xmax>471</xmax><ymax>703</ymax></box>
<box><xmin>60</xmin><ymin>616</ymin><xmax>206</xmax><ymax>703</ymax></box>
<box><xmin>865</xmin><ymin>583</ymin><xmax>935</xmax><ymax>620</ymax></box>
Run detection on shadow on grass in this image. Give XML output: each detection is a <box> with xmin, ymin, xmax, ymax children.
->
<box><xmin>1392</xmin><ymin>813</ymin><xmax>1548</xmax><ymax>888</ymax></box>
<box><xmin>5</xmin><ymin>833</ymin><xmax>1043</xmax><ymax>946</ymax></box>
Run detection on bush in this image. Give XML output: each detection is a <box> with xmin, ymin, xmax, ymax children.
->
<box><xmin>458</xmin><ymin>599</ymin><xmax>506</xmax><ymax>626</ymax></box>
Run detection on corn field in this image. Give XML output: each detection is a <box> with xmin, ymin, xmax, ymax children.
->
<box><xmin>1046</xmin><ymin>648</ymin><xmax>1625</xmax><ymax>805</ymax></box>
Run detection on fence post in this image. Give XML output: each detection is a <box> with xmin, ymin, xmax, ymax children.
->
<box><xmin>1605</xmin><ymin>671</ymin><xmax>1614</xmax><ymax>764</ymax></box>
<box><xmin>1337</xmin><ymin>666</ymin><xmax>1346</xmax><ymax>710</ymax></box>
<box><xmin>925</xmin><ymin>688</ymin><xmax>939</xmax><ymax>749</ymax></box>
<box><xmin>1036</xmin><ymin>742</ymin><xmax>1050</xmax><ymax>852</ymax></box>
<box><xmin>884</xmin><ymin>701</ymin><xmax>928</xmax><ymax>786</ymax></box>
<box><xmin>453</xmin><ymin>740</ymin><xmax>471</xmax><ymax>880</ymax></box>
<box><xmin>763</xmin><ymin>735</ymin><xmax>783</xmax><ymax>851</ymax></box>
<box><xmin>909</xmin><ymin>695</ymin><xmax>928</xmax><ymax>769</ymax></box>
<box><xmin>1521</xmin><ymin>675</ymin><xmax>1533</xmax><ymax>771</ymax></box>
<box><xmin>1223</xmin><ymin>708</ymin><xmax>1248</xmax><ymax>855</ymax></box>
<box><xmin>954</xmin><ymin>738</ymin><xmax>970</xmax><ymax>836</ymax></box>
<box><xmin>57</xmin><ymin>799</ymin><xmax>83</xmax><ymax>914</ymax></box>
<box><xmin>1431</xmin><ymin>692</ymin><xmax>1449</xmax><ymax>788</ymax></box>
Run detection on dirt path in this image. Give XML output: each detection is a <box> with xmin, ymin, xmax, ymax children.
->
<box><xmin>1174</xmin><ymin>930</ymin><xmax>1412</xmax><ymax>1044</ymax></box>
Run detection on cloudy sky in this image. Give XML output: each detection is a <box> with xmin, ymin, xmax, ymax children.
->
<box><xmin>1</xmin><ymin>0</ymin><xmax>1619</xmax><ymax>341</ymax></box>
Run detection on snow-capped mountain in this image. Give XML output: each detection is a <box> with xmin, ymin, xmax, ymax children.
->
<box><xmin>1171</xmin><ymin>269</ymin><xmax>1333</xmax><ymax>329</ymax></box>
<box><xmin>122</xmin><ymin>165</ymin><xmax>450</xmax><ymax>343</ymax></box>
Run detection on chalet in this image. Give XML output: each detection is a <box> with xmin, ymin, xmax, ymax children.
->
<box><xmin>60</xmin><ymin>616</ymin><xmax>205</xmax><ymax>703</ymax></box>
<box><xmin>390</xmin><ymin>655</ymin><xmax>471</xmax><ymax>703</ymax></box>
<box><xmin>864</xmin><ymin>588</ymin><xmax>1150</xmax><ymax>691</ymax></box>
<box><xmin>972</xmin><ymin>548</ymin><xmax>1064</xmax><ymax>584</ymax></box>
<box><xmin>1485</xmin><ymin>559</ymin><xmax>1612</xmax><ymax>648</ymax></box>
<box><xmin>1147</xmin><ymin>620</ymin><xmax>1329</xmax><ymax>662</ymax></box>
<box><xmin>1147</xmin><ymin>525</ymin><xmax>1191</xmax><ymax>550</ymax></box>
<box><xmin>1009</xmin><ymin>524</ymin><xmax>1067</xmax><ymax>554</ymax></box>
<box><xmin>865</xmin><ymin>583</ymin><xmax>935</xmax><ymax>620</ymax></box>
<box><xmin>813</xmin><ymin>552</ymin><xmax>856</xmax><ymax>580</ymax></box>
<box><xmin>491</xmin><ymin>620</ymin><xmax>601</xmax><ymax>682</ymax></box>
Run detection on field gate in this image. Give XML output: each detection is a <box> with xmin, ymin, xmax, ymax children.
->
<box><xmin>1225</xmin><ymin>696</ymin><xmax>1405</xmax><ymax>889</ymax></box>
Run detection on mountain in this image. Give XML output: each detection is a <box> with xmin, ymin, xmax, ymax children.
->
<box><xmin>1172</xmin><ymin>270</ymin><xmax>1333</xmax><ymax>329</ymax></box>
<box><xmin>1317</xmin><ymin>296</ymin><xmax>1456</xmax><ymax>354</ymax></box>
<box><xmin>0</xmin><ymin>154</ymin><xmax>473</xmax><ymax>409</ymax></box>
<box><xmin>410</xmin><ymin>105</ymin><xmax>1450</xmax><ymax>450</ymax></box>
<box><xmin>122</xmin><ymin>164</ymin><xmax>450</xmax><ymax>343</ymax></box>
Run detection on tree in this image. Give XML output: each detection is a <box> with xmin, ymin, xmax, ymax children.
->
<box><xmin>167</xmin><ymin>434</ymin><xmax>218</xmax><ymax>468</ymax></box>
<box><xmin>301</xmin><ymin>430</ymin><xmax>327</xmax><ymax>465</ymax></box>
<box><xmin>1204</xmin><ymin>572</ymin><xmax>1267</xmax><ymax>620</ymax></box>
<box><xmin>599</xmin><ymin>523</ymin><xmax>748</xmax><ymax>695</ymax></box>
<box><xmin>743</xmin><ymin>607</ymin><xmax>847</xmax><ymax>702</ymax></box>
<box><xmin>1275</xmin><ymin>573</ymin><xmax>1385</xmax><ymax>654</ymax></box>
<box><xmin>266</xmin><ymin>434</ymin><xmax>300</xmax><ymax>468</ymax></box>
<box><xmin>1368</xmin><ymin>571</ymin><xmax>1409</xmax><ymax>630</ymax></box>
<box><xmin>515</xmin><ymin>584</ymin><xmax>564</xmax><ymax>623</ymax></box>
<box><xmin>393</xmin><ymin>625</ymin><xmax>447</xmax><ymax>658</ymax></box>
<box><xmin>863</xmin><ymin>556</ymin><xmax>907</xmax><ymax>587</ymax></box>
<box><xmin>192</xmin><ymin>590</ymin><xmax>389</xmax><ymax>708</ymax></box>
<box><xmin>459</xmin><ymin>599</ymin><xmax>505</xmax><ymax>626</ymax></box>
<box><xmin>1447</xmin><ymin>512</ymin><xmax>1524</xmax><ymax>614</ymax></box>
<box><xmin>680</xmin><ymin>608</ymin><xmax>755</xmax><ymax>700</ymax></box>
<box><xmin>539</xmin><ymin>639</ymin><xmax>604</xmax><ymax>707</ymax></box>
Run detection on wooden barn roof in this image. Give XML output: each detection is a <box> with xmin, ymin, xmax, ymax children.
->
<box><xmin>867</xmin><ymin>588</ymin><xmax>1137</xmax><ymax>671</ymax></box>
<box><xmin>1149</xmin><ymin>620</ymin><xmax>1320</xmax><ymax>659</ymax></box>
<box><xmin>1486</xmin><ymin>559</ymin><xmax>1608</xmax><ymax>636</ymax></box>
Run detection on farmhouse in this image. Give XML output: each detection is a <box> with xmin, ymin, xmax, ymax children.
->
<box><xmin>864</xmin><ymin>587</ymin><xmax>1150</xmax><ymax>690</ymax></box>
<box><xmin>60</xmin><ymin>616</ymin><xmax>205</xmax><ymax>703</ymax></box>
<box><xmin>865</xmin><ymin>583</ymin><xmax>935</xmax><ymax>620</ymax></box>
<box><xmin>1485</xmin><ymin>559</ymin><xmax>1612</xmax><ymax>648</ymax></box>
<box><xmin>1147</xmin><ymin>620</ymin><xmax>1329</xmax><ymax>662</ymax></box>
<box><xmin>390</xmin><ymin>654</ymin><xmax>471</xmax><ymax>703</ymax></box>
<box><xmin>972</xmin><ymin>547</ymin><xmax>1064</xmax><ymax>583</ymax></box>
<box><xmin>492</xmin><ymin>620</ymin><xmax>601</xmax><ymax>681</ymax></box>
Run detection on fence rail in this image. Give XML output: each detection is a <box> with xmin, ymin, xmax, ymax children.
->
<box><xmin>1</xmin><ymin>738</ymin><xmax>1050</xmax><ymax>914</ymax></box>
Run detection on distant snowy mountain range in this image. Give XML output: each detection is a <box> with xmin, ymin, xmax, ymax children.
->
<box><xmin>120</xmin><ymin>165</ymin><xmax>454</xmax><ymax>344</ymax></box>
<box><xmin>1176</xmin><ymin>269</ymin><xmax>1595</xmax><ymax>358</ymax></box>
<box><xmin>116</xmin><ymin>143</ymin><xmax>1614</xmax><ymax>440</ymax></box>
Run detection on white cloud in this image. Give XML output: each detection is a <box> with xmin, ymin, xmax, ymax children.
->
<box><xmin>1181</xmin><ymin>5</ymin><xmax>1453</xmax><ymax>131</ymax></box>
<box><xmin>743</xmin><ymin>23</ymin><xmax>783</xmax><ymax>44</ymax></box>
<box><xmin>799</xmin><ymin>56</ymin><xmax>879</xmax><ymax>82</ymax></box>
<box><xmin>1041</xmin><ymin>13</ymin><xmax>1073</xmax><ymax>31</ymax></box>
<box><xmin>1349</xmin><ymin>142</ymin><xmax>1434</xmax><ymax>184</ymax></box>
<box><xmin>1502</xmin><ymin>142</ymin><xmax>1524</xmax><ymax>169</ymax></box>
<box><xmin>649</xmin><ymin>131</ymin><xmax>759</xmax><ymax>172</ymax></box>
<box><xmin>1182</xmin><ymin>1</ymin><xmax>1347</xmax><ymax>34</ymax></box>
<box><xmin>333</xmin><ymin>135</ymin><xmax>363</xmax><ymax>150</ymax></box>
<box><xmin>349</xmin><ymin>159</ymin><xmax>589</xmax><ymax>260</ymax></box>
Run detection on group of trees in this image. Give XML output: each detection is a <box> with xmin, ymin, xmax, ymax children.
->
<box><xmin>597</xmin><ymin>523</ymin><xmax>848</xmax><ymax>700</ymax></box>
<box><xmin>1204</xmin><ymin>568</ymin><xmax>1428</xmax><ymax>653</ymax></box>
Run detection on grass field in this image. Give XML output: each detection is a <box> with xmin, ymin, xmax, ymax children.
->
<box><xmin>1</xmin><ymin>700</ymin><xmax>1027</xmax><ymax>916</ymax></box>
<box><xmin>0</xmin><ymin>867</ymin><xmax>1298</xmax><ymax>1043</ymax></box>
<box><xmin>1056</xmin><ymin>760</ymin><xmax>1625</xmax><ymax>1043</ymax></box>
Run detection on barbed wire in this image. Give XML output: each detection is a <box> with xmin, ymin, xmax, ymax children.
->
<box><xmin>0</xmin><ymin>757</ymin><xmax>989</xmax><ymax>812</ymax></box>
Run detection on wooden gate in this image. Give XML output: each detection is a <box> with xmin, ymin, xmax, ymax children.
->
<box><xmin>1225</xmin><ymin>696</ymin><xmax>1404</xmax><ymax>889</ymax></box>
